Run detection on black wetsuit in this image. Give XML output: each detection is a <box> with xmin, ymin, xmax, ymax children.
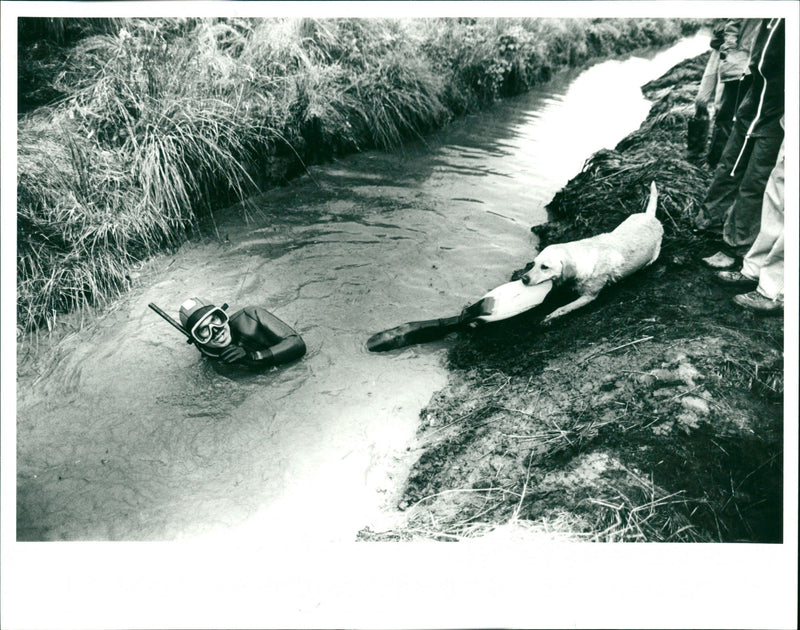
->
<box><xmin>199</xmin><ymin>306</ymin><xmax>306</xmax><ymax>368</ymax></box>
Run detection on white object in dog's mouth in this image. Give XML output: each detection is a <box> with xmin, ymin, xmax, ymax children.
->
<box><xmin>473</xmin><ymin>279</ymin><xmax>553</xmax><ymax>323</ymax></box>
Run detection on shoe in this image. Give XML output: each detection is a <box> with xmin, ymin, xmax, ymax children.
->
<box><xmin>702</xmin><ymin>251</ymin><xmax>737</xmax><ymax>269</ymax></box>
<box><xmin>715</xmin><ymin>270</ymin><xmax>758</xmax><ymax>289</ymax></box>
<box><xmin>733</xmin><ymin>291</ymin><xmax>783</xmax><ymax>315</ymax></box>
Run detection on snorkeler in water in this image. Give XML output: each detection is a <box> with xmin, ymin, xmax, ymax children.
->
<box><xmin>150</xmin><ymin>298</ymin><xmax>306</xmax><ymax>368</ymax></box>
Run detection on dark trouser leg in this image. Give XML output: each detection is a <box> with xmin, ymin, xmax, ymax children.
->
<box><xmin>723</xmin><ymin>132</ymin><xmax>783</xmax><ymax>255</ymax></box>
<box><xmin>707</xmin><ymin>76</ymin><xmax>750</xmax><ymax>168</ymax></box>
<box><xmin>695</xmin><ymin>115</ymin><xmax>749</xmax><ymax>233</ymax></box>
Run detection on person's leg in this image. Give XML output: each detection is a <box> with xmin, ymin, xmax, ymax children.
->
<box><xmin>695</xmin><ymin>115</ymin><xmax>749</xmax><ymax>233</ymax></box>
<box><xmin>741</xmin><ymin>145</ymin><xmax>784</xmax><ymax>283</ymax></box>
<box><xmin>708</xmin><ymin>80</ymin><xmax>741</xmax><ymax>167</ymax></box>
<box><xmin>756</xmin><ymin>230</ymin><xmax>784</xmax><ymax>299</ymax></box>
<box><xmin>722</xmin><ymin>132</ymin><xmax>783</xmax><ymax>256</ymax></box>
<box><xmin>733</xmin><ymin>140</ymin><xmax>784</xmax><ymax>314</ymax></box>
<box><xmin>735</xmin><ymin>74</ymin><xmax>753</xmax><ymax>109</ymax></box>
<box><xmin>752</xmin><ymin>140</ymin><xmax>784</xmax><ymax>300</ymax></box>
<box><xmin>733</xmin><ymin>234</ymin><xmax>783</xmax><ymax>312</ymax></box>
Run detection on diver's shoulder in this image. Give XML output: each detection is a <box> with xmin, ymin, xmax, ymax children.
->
<box><xmin>229</xmin><ymin>306</ymin><xmax>256</xmax><ymax>321</ymax></box>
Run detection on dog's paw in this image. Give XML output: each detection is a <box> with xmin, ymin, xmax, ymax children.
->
<box><xmin>540</xmin><ymin>314</ymin><xmax>556</xmax><ymax>327</ymax></box>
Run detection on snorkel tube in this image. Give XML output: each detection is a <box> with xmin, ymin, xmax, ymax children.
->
<box><xmin>149</xmin><ymin>302</ymin><xmax>194</xmax><ymax>343</ymax></box>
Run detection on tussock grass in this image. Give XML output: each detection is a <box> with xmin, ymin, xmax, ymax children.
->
<box><xmin>420</xmin><ymin>17</ymin><xmax>696</xmax><ymax>113</ymax></box>
<box><xmin>18</xmin><ymin>17</ymin><xmax>703</xmax><ymax>332</ymax></box>
<box><xmin>586</xmin><ymin>475</ymin><xmax>706</xmax><ymax>542</ymax></box>
<box><xmin>721</xmin><ymin>356</ymin><xmax>784</xmax><ymax>402</ymax></box>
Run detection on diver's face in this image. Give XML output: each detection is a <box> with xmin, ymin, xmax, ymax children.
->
<box><xmin>202</xmin><ymin>320</ymin><xmax>231</xmax><ymax>349</ymax></box>
<box><xmin>192</xmin><ymin>311</ymin><xmax>231</xmax><ymax>349</ymax></box>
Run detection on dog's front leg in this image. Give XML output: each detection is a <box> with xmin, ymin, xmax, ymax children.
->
<box><xmin>541</xmin><ymin>294</ymin><xmax>598</xmax><ymax>325</ymax></box>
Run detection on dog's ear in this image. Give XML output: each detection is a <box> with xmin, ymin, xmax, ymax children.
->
<box><xmin>560</xmin><ymin>255</ymin><xmax>577</xmax><ymax>279</ymax></box>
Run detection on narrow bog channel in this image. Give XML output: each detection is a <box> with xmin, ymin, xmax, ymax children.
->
<box><xmin>16</xmin><ymin>34</ymin><xmax>709</xmax><ymax>542</ymax></box>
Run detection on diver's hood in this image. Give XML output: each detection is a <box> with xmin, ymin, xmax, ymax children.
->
<box><xmin>179</xmin><ymin>297</ymin><xmax>216</xmax><ymax>331</ymax></box>
<box><xmin>179</xmin><ymin>297</ymin><xmax>232</xmax><ymax>348</ymax></box>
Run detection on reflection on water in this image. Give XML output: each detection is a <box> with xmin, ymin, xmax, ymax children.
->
<box><xmin>16</xmin><ymin>34</ymin><xmax>709</xmax><ymax>541</ymax></box>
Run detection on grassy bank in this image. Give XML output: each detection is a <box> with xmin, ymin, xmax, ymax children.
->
<box><xmin>17</xmin><ymin>17</ymin><xmax>702</xmax><ymax>332</ymax></box>
<box><xmin>361</xmin><ymin>52</ymin><xmax>784</xmax><ymax>543</ymax></box>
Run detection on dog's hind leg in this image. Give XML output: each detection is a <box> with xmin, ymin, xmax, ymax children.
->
<box><xmin>541</xmin><ymin>293</ymin><xmax>599</xmax><ymax>325</ymax></box>
<box><xmin>649</xmin><ymin>240</ymin><xmax>662</xmax><ymax>265</ymax></box>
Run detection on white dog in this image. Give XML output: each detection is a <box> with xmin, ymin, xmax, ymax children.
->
<box><xmin>522</xmin><ymin>181</ymin><xmax>662</xmax><ymax>325</ymax></box>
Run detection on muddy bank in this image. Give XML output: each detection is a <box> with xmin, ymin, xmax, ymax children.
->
<box><xmin>361</xmin><ymin>52</ymin><xmax>784</xmax><ymax>543</ymax></box>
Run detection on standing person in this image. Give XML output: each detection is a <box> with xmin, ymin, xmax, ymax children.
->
<box><xmin>705</xmin><ymin>18</ymin><xmax>761</xmax><ymax>167</ymax></box>
<box><xmin>716</xmin><ymin>123</ymin><xmax>784</xmax><ymax>314</ymax></box>
<box><xmin>694</xmin><ymin>17</ymin><xmax>784</xmax><ymax>270</ymax></box>
<box><xmin>178</xmin><ymin>298</ymin><xmax>306</xmax><ymax>368</ymax></box>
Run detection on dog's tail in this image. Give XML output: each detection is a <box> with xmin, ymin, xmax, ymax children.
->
<box><xmin>645</xmin><ymin>181</ymin><xmax>658</xmax><ymax>216</ymax></box>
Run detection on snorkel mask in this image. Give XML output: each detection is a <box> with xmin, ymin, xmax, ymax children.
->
<box><xmin>190</xmin><ymin>308</ymin><xmax>228</xmax><ymax>344</ymax></box>
<box><xmin>179</xmin><ymin>298</ymin><xmax>230</xmax><ymax>346</ymax></box>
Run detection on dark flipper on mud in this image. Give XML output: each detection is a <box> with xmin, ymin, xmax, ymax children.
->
<box><xmin>366</xmin><ymin>278</ymin><xmax>553</xmax><ymax>352</ymax></box>
<box><xmin>366</xmin><ymin>299</ymin><xmax>492</xmax><ymax>352</ymax></box>
<box><xmin>367</xmin><ymin>315</ymin><xmax>464</xmax><ymax>352</ymax></box>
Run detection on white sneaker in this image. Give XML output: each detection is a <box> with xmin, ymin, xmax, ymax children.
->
<box><xmin>701</xmin><ymin>251</ymin><xmax>736</xmax><ymax>269</ymax></box>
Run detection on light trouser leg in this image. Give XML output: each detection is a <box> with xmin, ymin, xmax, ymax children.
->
<box><xmin>741</xmin><ymin>140</ymin><xmax>784</xmax><ymax>300</ymax></box>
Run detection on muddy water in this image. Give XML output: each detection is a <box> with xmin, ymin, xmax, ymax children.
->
<box><xmin>16</xmin><ymin>34</ymin><xmax>709</xmax><ymax>541</ymax></box>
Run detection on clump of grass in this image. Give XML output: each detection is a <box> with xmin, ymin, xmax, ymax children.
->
<box><xmin>418</xmin><ymin>18</ymin><xmax>701</xmax><ymax>113</ymax></box>
<box><xmin>18</xmin><ymin>19</ymin><xmax>286</xmax><ymax>330</ymax></box>
<box><xmin>585</xmin><ymin>474</ymin><xmax>707</xmax><ymax>542</ymax></box>
<box><xmin>721</xmin><ymin>356</ymin><xmax>784</xmax><ymax>403</ymax></box>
